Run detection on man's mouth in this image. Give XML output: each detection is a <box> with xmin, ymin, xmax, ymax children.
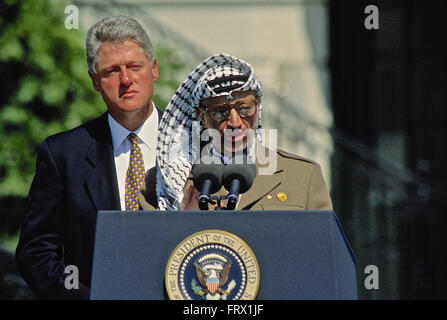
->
<box><xmin>120</xmin><ymin>90</ymin><xmax>137</xmax><ymax>98</ymax></box>
<box><xmin>224</xmin><ymin>130</ymin><xmax>246</xmax><ymax>143</ymax></box>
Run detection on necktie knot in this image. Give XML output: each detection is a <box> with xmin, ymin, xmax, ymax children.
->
<box><xmin>127</xmin><ymin>133</ymin><xmax>138</xmax><ymax>146</ymax></box>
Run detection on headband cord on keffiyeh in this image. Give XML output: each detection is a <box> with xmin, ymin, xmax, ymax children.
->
<box><xmin>156</xmin><ymin>53</ymin><xmax>264</xmax><ymax>210</ymax></box>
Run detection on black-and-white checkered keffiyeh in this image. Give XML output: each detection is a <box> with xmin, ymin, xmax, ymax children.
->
<box><xmin>156</xmin><ymin>53</ymin><xmax>264</xmax><ymax>210</ymax></box>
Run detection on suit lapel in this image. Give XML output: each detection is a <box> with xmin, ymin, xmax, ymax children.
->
<box><xmin>85</xmin><ymin>113</ymin><xmax>121</xmax><ymax>211</ymax></box>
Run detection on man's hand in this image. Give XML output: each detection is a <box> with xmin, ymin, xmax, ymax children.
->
<box><xmin>180</xmin><ymin>184</ymin><xmax>218</xmax><ymax>210</ymax></box>
<box><xmin>180</xmin><ymin>184</ymin><xmax>200</xmax><ymax>210</ymax></box>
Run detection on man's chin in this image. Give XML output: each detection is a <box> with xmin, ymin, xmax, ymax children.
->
<box><xmin>114</xmin><ymin>100</ymin><xmax>151</xmax><ymax>114</ymax></box>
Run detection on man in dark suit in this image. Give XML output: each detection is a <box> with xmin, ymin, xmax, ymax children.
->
<box><xmin>16</xmin><ymin>16</ymin><xmax>160</xmax><ymax>299</ymax></box>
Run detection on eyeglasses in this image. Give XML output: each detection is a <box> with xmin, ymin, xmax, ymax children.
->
<box><xmin>201</xmin><ymin>100</ymin><xmax>258</xmax><ymax>122</ymax></box>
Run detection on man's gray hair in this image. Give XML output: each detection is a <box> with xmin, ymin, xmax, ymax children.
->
<box><xmin>86</xmin><ymin>16</ymin><xmax>155</xmax><ymax>76</ymax></box>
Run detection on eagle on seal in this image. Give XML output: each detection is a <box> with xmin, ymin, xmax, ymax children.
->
<box><xmin>194</xmin><ymin>260</ymin><xmax>232</xmax><ymax>295</ymax></box>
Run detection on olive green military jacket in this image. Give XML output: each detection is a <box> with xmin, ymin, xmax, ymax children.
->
<box><xmin>138</xmin><ymin>149</ymin><xmax>332</xmax><ymax>211</ymax></box>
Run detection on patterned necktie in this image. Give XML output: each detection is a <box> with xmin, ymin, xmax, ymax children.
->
<box><xmin>125</xmin><ymin>133</ymin><xmax>145</xmax><ymax>211</ymax></box>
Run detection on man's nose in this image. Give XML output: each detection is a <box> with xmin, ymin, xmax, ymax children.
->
<box><xmin>119</xmin><ymin>66</ymin><xmax>133</xmax><ymax>86</ymax></box>
<box><xmin>226</xmin><ymin>108</ymin><xmax>242</xmax><ymax>128</ymax></box>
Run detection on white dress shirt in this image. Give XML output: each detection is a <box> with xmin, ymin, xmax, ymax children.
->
<box><xmin>108</xmin><ymin>108</ymin><xmax>159</xmax><ymax>210</ymax></box>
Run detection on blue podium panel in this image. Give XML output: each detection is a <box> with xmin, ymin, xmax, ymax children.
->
<box><xmin>90</xmin><ymin>210</ymin><xmax>357</xmax><ymax>300</ymax></box>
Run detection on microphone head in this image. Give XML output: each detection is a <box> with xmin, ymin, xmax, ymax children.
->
<box><xmin>222</xmin><ymin>161</ymin><xmax>257</xmax><ymax>194</ymax></box>
<box><xmin>192</xmin><ymin>163</ymin><xmax>224</xmax><ymax>194</ymax></box>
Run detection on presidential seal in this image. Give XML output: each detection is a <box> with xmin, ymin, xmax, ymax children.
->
<box><xmin>165</xmin><ymin>230</ymin><xmax>260</xmax><ymax>300</ymax></box>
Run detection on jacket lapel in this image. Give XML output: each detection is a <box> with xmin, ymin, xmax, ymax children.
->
<box><xmin>210</xmin><ymin>146</ymin><xmax>284</xmax><ymax>210</ymax></box>
<box><xmin>238</xmin><ymin>162</ymin><xmax>284</xmax><ymax>210</ymax></box>
<box><xmin>85</xmin><ymin>113</ymin><xmax>121</xmax><ymax>211</ymax></box>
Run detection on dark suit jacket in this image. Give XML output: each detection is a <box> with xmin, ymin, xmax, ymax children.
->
<box><xmin>16</xmin><ymin>109</ymin><xmax>161</xmax><ymax>299</ymax></box>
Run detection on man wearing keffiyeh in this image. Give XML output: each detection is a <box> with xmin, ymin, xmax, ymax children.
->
<box><xmin>139</xmin><ymin>53</ymin><xmax>333</xmax><ymax>211</ymax></box>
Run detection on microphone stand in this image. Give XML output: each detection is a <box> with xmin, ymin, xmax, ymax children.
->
<box><xmin>207</xmin><ymin>195</ymin><xmax>225</xmax><ymax>210</ymax></box>
<box><xmin>206</xmin><ymin>194</ymin><xmax>237</xmax><ymax>211</ymax></box>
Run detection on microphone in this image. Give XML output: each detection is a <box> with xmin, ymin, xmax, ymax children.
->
<box><xmin>222</xmin><ymin>161</ymin><xmax>257</xmax><ymax>210</ymax></box>
<box><xmin>192</xmin><ymin>163</ymin><xmax>224</xmax><ymax>210</ymax></box>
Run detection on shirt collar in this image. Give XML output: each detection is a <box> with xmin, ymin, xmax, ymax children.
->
<box><xmin>108</xmin><ymin>104</ymin><xmax>159</xmax><ymax>152</ymax></box>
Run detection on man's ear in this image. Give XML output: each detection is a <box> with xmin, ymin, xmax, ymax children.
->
<box><xmin>151</xmin><ymin>58</ymin><xmax>159</xmax><ymax>81</ymax></box>
<box><xmin>88</xmin><ymin>70</ymin><xmax>101</xmax><ymax>92</ymax></box>
<box><xmin>198</xmin><ymin>107</ymin><xmax>206</xmax><ymax>124</ymax></box>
